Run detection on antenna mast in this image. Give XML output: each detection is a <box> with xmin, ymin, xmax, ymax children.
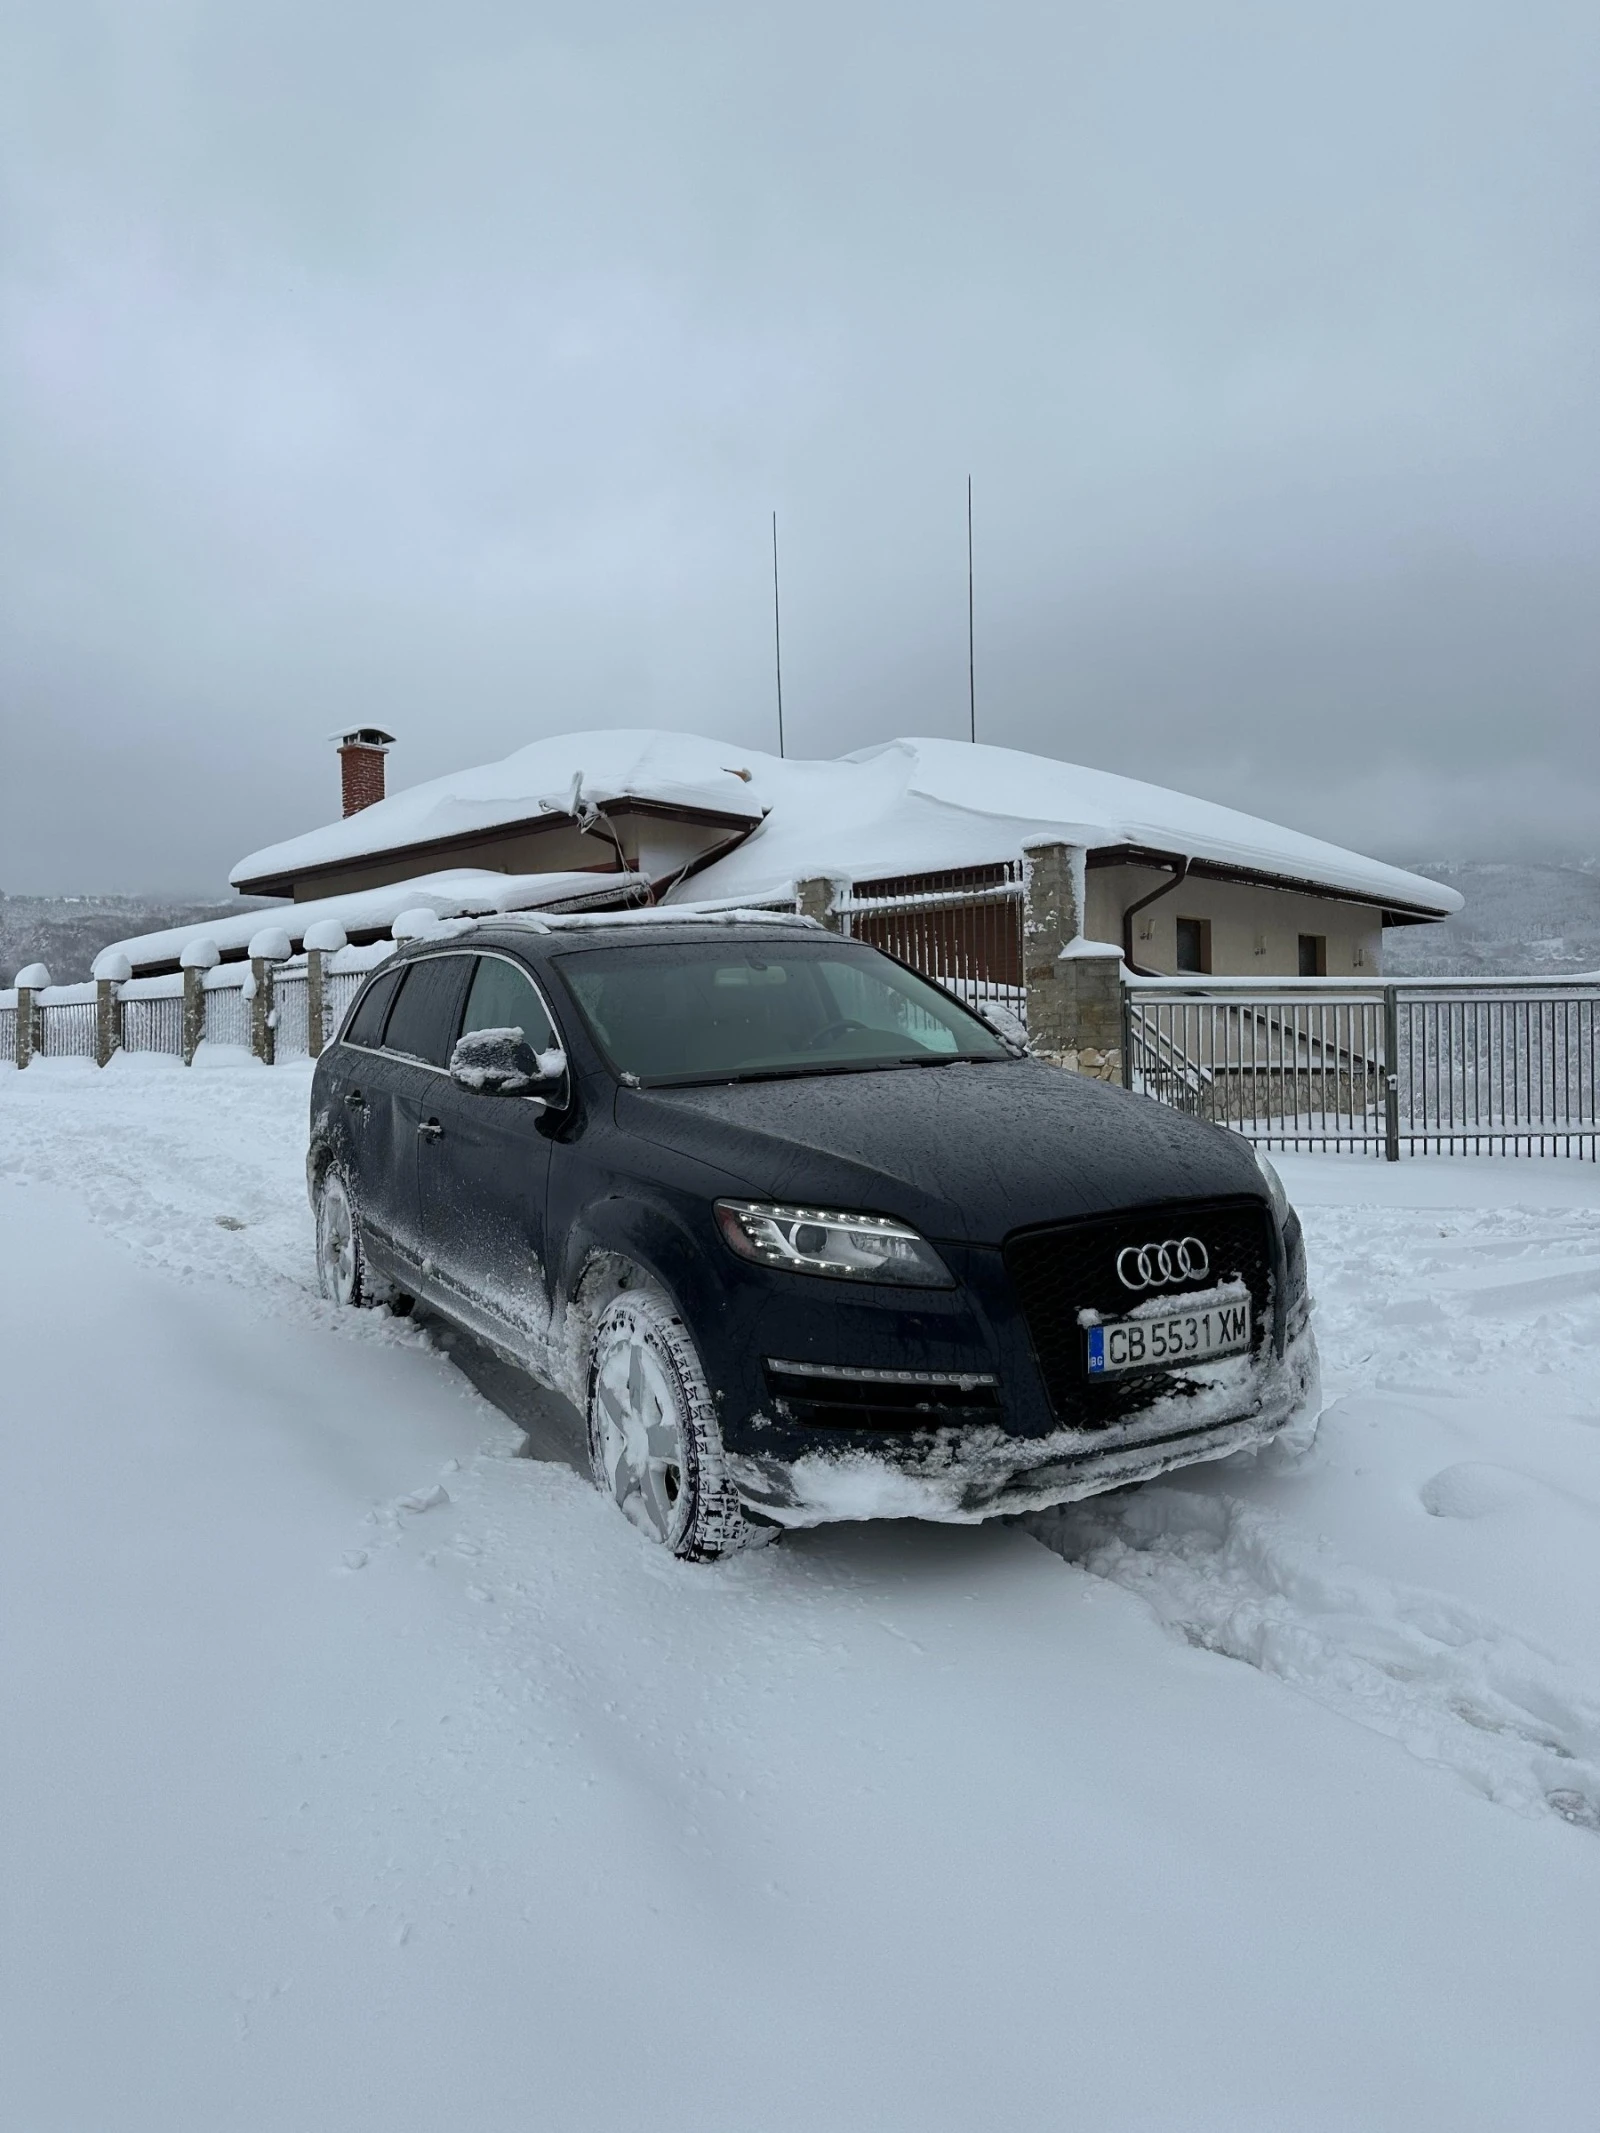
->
<box><xmin>771</xmin><ymin>510</ymin><xmax>786</xmax><ymax>759</ymax></box>
<box><xmin>966</xmin><ymin>476</ymin><xmax>976</xmax><ymax>744</ymax></box>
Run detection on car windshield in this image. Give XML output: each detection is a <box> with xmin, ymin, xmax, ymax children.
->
<box><xmin>556</xmin><ymin>939</ymin><xmax>1012</xmax><ymax>1086</ymax></box>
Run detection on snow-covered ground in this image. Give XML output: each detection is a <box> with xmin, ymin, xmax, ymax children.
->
<box><xmin>3</xmin><ymin>1055</ymin><xmax>1599</xmax><ymax>2132</ymax></box>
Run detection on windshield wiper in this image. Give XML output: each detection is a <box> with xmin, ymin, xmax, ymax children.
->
<box><xmin>636</xmin><ymin>1053</ymin><xmax>1005</xmax><ymax>1089</ymax></box>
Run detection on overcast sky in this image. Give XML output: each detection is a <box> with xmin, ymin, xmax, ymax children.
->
<box><xmin>3</xmin><ymin>1</ymin><xmax>1597</xmax><ymax>895</ymax></box>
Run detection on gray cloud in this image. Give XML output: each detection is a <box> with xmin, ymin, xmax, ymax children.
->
<box><xmin>3</xmin><ymin>1</ymin><xmax>1597</xmax><ymax>892</ymax></box>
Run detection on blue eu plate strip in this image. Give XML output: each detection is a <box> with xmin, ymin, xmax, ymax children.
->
<box><xmin>1086</xmin><ymin>1325</ymin><xmax>1106</xmax><ymax>1375</ymax></box>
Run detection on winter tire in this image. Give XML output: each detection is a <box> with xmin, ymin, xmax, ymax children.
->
<box><xmin>315</xmin><ymin>1167</ymin><xmax>371</xmax><ymax>1308</ymax></box>
<box><xmin>586</xmin><ymin>1286</ymin><xmax>752</xmax><ymax>1562</ymax></box>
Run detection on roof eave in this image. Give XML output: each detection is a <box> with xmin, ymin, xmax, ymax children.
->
<box><xmin>232</xmin><ymin>795</ymin><xmax>764</xmax><ymax>898</ymax></box>
<box><xmin>1085</xmin><ymin>844</ymin><xmax>1456</xmax><ymax>924</ymax></box>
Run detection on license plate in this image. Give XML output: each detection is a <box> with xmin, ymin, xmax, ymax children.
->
<box><xmin>1085</xmin><ymin>1298</ymin><xmax>1252</xmax><ymax>1377</ymax></box>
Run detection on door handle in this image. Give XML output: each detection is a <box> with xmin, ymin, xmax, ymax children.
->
<box><xmin>344</xmin><ymin>1090</ymin><xmax>365</xmax><ymax>1109</ymax></box>
<box><xmin>417</xmin><ymin>1117</ymin><xmax>444</xmax><ymax>1142</ymax></box>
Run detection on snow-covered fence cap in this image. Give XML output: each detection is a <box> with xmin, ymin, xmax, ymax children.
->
<box><xmin>247</xmin><ymin>926</ymin><xmax>294</xmax><ymax>962</ymax></box>
<box><xmin>179</xmin><ymin>935</ymin><xmax>221</xmax><ymax>970</ymax></box>
<box><xmin>91</xmin><ymin>948</ymin><xmax>134</xmax><ymax>983</ymax></box>
<box><xmin>391</xmin><ymin>907</ymin><xmax>443</xmax><ymax>941</ymax></box>
<box><xmin>301</xmin><ymin>919</ymin><xmax>348</xmax><ymax>953</ymax></box>
<box><xmin>15</xmin><ymin>962</ymin><xmax>51</xmax><ymax>989</ymax></box>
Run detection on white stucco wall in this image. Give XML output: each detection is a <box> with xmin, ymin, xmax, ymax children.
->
<box><xmin>1085</xmin><ymin>865</ymin><xmax>1390</xmax><ymax>976</ymax></box>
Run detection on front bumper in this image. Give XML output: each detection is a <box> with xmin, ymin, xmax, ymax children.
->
<box><xmin>725</xmin><ymin>1314</ymin><xmax>1321</xmax><ymax>1528</ymax></box>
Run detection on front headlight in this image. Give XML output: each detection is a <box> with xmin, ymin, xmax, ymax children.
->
<box><xmin>1253</xmin><ymin>1146</ymin><xmax>1290</xmax><ymax>1227</ymax></box>
<box><xmin>714</xmin><ymin>1200</ymin><xmax>954</xmax><ymax>1287</ymax></box>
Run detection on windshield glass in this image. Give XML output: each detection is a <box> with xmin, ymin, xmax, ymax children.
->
<box><xmin>556</xmin><ymin>939</ymin><xmax>1011</xmax><ymax>1085</ymax></box>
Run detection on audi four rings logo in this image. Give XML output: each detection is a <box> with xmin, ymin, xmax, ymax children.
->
<box><xmin>1116</xmin><ymin>1237</ymin><xmax>1210</xmax><ymax>1290</ymax></box>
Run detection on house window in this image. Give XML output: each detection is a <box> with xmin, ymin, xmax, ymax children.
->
<box><xmin>1298</xmin><ymin>934</ymin><xmax>1327</xmax><ymax>977</ymax></box>
<box><xmin>1175</xmin><ymin>917</ymin><xmax>1211</xmax><ymax>974</ymax></box>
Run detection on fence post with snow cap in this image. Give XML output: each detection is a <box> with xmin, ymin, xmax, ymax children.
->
<box><xmin>795</xmin><ymin>878</ymin><xmax>846</xmax><ymax>934</ymax></box>
<box><xmin>1021</xmin><ymin>843</ymin><xmax>1124</xmax><ymax>1080</ymax></box>
<box><xmin>247</xmin><ymin>928</ymin><xmax>293</xmax><ymax>1065</ymax></box>
<box><xmin>92</xmin><ymin>950</ymin><xmax>131</xmax><ymax>1066</ymax></box>
<box><xmin>301</xmin><ymin>921</ymin><xmax>348</xmax><ymax>1057</ymax></box>
<box><xmin>14</xmin><ymin>965</ymin><xmax>50</xmax><ymax>1068</ymax></box>
<box><xmin>179</xmin><ymin>938</ymin><xmax>219</xmax><ymax>1065</ymax></box>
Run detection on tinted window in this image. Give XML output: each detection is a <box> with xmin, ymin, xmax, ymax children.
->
<box><xmin>557</xmin><ymin>940</ymin><xmax>1007</xmax><ymax>1085</ymax></box>
<box><xmin>382</xmin><ymin>955</ymin><xmax>471</xmax><ymax>1067</ymax></box>
<box><xmin>344</xmin><ymin>965</ymin><xmax>402</xmax><ymax>1047</ymax></box>
<box><xmin>460</xmin><ymin>955</ymin><xmax>555</xmax><ymax>1052</ymax></box>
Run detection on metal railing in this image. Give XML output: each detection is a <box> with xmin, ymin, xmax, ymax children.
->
<box><xmin>1125</xmin><ymin>977</ymin><xmax>1600</xmax><ymax>1159</ymax></box>
<box><xmin>835</xmin><ymin>863</ymin><xmax>1026</xmax><ymax>1023</ymax></box>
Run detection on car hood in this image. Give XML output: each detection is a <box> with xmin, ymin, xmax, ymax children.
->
<box><xmin>617</xmin><ymin>1059</ymin><xmax>1267</xmax><ymax>1246</ymax></box>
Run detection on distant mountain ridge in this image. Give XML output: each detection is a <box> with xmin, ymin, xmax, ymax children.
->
<box><xmin>1382</xmin><ymin>861</ymin><xmax>1600</xmax><ymax>976</ymax></box>
<box><xmin>1</xmin><ymin>893</ymin><xmax>272</xmax><ymax>987</ymax></box>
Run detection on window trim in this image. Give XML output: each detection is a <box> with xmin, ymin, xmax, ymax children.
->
<box><xmin>339</xmin><ymin>946</ymin><xmax>567</xmax><ymax>1082</ymax></box>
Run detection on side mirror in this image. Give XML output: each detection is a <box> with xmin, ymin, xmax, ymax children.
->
<box><xmin>449</xmin><ymin>1028</ymin><xmax>568</xmax><ymax>1103</ymax></box>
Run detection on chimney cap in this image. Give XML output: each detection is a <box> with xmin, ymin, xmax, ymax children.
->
<box><xmin>332</xmin><ymin>726</ymin><xmax>396</xmax><ymax>750</ymax></box>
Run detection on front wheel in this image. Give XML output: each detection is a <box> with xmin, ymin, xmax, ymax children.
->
<box><xmin>586</xmin><ymin>1287</ymin><xmax>752</xmax><ymax>1561</ymax></box>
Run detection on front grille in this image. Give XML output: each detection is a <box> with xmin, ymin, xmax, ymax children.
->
<box><xmin>763</xmin><ymin>1361</ymin><xmax>1003</xmax><ymax>1433</ymax></box>
<box><xmin>1003</xmin><ymin>1197</ymin><xmax>1275</xmax><ymax>1429</ymax></box>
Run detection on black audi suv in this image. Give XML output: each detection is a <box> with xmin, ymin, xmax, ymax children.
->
<box><xmin>308</xmin><ymin>913</ymin><xmax>1319</xmax><ymax>1559</ymax></box>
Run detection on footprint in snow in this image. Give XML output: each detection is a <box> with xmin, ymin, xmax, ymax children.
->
<box><xmin>1419</xmin><ymin>1463</ymin><xmax>1541</xmax><ymax>1521</ymax></box>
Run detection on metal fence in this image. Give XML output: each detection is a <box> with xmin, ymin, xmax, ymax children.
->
<box><xmin>1125</xmin><ymin>978</ymin><xmax>1600</xmax><ymax>1159</ymax></box>
<box><xmin>836</xmin><ymin>863</ymin><xmax>1025</xmax><ymax>1023</ymax></box>
<box><xmin>120</xmin><ymin>992</ymin><xmax>184</xmax><ymax>1056</ymax></box>
<box><xmin>38</xmin><ymin>997</ymin><xmax>99</xmax><ymax>1058</ymax></box>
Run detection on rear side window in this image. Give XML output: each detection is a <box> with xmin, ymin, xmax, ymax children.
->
<box><xmin>344</xmin><ymin>965</ymin><xmax>402</xmax><ymax>1047</ymax></box>
<box><xmin>382</xmin><ymin>956</ymin><xmax>472</xmax><ymax>1067</ymax></box>
<box><xmin>459</xmin><ymin>956</ymin><xmax>556</xmax><ymax>1052</ymax></box>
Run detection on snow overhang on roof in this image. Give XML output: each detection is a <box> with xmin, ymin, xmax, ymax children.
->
<box><xmin>668</xmin><ymin>737</ymin><xmax>1464</xmax><ymax>922</ymax></box>
<box><xmin>231</xmin><ymin>729</ymin><xmax>767</xmax><ymax>895</ymax></box>
<box><xmin>99</xmin><ymin>870</ymin><xmax>649</xmax><ymax>978</ymax></box>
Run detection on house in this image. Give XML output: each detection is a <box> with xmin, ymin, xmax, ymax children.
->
<box><xmin>232</xmin><ymin>729</ymin><xmax>766</xmax><ymax>903</ymax></box>
<box><xmin>108</xmin><ymin>727</ymin><xmax>1460</xmax><ymax>979</ymax></box>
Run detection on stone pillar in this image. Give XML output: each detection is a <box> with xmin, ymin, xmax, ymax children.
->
<box><xmin>95</xmin><ymin>978</ymin><xmax>123</xmax><ymax>1067</ymax></box>
<box><xmin>306</xmin><ymin>948</ymin><xmax>326</xmax><ymax>1058</ymax></box>
<box><xmin>250</xmin><ymin>958</ymin><xmax>276</xmax><ymax>1065</ymax></box>
<box><xmin>15</xmin><ymin>986</ymin><xmax>35</xmax><ymax>1070</ymax></box>
<box><xmin>1022</xmin><ymin>839</ymin><xmax>1124</xmax><ymax>1080</ymax></box>
<box><xmin>796</xmin><ymin>876</ymin><xmax>846</xmax><ymax>933</ymax></box>
<box><xmin>182</xmin><ymin>967</ymin><xmax>206</xmax><ymax>1066</ymax></box>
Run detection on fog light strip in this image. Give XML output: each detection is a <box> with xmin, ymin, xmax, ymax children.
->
<box><xmin>765</xmin><ymin>1358</ymin><xmax>998</xmax><ymax>1391</ymax></box>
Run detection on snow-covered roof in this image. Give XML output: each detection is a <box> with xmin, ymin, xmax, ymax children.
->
<box><xmin>672</xmin><ymin>738</ymin><xmax>1462</xmax><ymax>918</ymax></box>
<box><xmin>227</xmin><ymin>727</ymin><xmax>1460</xmax><ymax>925</ymax></box>
<box><xmin>231</xmin><ymin>729</ymin><xmax>766</xmax><ymax>891</ymax></box>
<box><xmin>101</xmin><ymin>869</ymin><xmax>646</xmax><ymax>976</ymax></box>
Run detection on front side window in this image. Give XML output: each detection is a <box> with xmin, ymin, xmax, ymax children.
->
<box><xmin>459</xmin><ymin>955</ymin><xmax>556</xmax><ymax>1052</ymax></box>
<box><xmin>556</xmin><ymin>940</ymin><xmax>1008</xmax><ymax>1086</ymax></box>
<box><xmin>382</xmin><ymin>955</ymin><xmax>471</xmax><ymax>1067</ymax></box>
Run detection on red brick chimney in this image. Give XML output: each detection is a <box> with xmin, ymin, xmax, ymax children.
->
<box><xmin>336</xmin><ymin>727</ymin><xmax>395</xmax><ymax>817</ymax></box>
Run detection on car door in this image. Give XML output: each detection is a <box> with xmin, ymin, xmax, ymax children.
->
<box><xmin>373</xmin><ymin>951</ymin><xmax>474</xmax><ymax>1280</ymax></box>
<box><xmin>417</xmin><ymin>951</ymin><xmax>560</xmax><ymax>1368</ymax></box>
<box><xmin>332</xmin><ymin>962</ymin><xmax>412</xmax><ymax>1267</ymax></box>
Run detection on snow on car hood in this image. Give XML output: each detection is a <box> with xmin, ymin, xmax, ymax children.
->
<box><xmin>617</xmin><ymin>1059</ymin><xmax>1267</xmax><ymax>1245</ymax></box>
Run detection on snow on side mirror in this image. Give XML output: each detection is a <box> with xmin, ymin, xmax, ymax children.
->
<box><xmin>449</xmin><ymin>1027</ymin><xmax>567</xmax><ymax>1101</ymax></box>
